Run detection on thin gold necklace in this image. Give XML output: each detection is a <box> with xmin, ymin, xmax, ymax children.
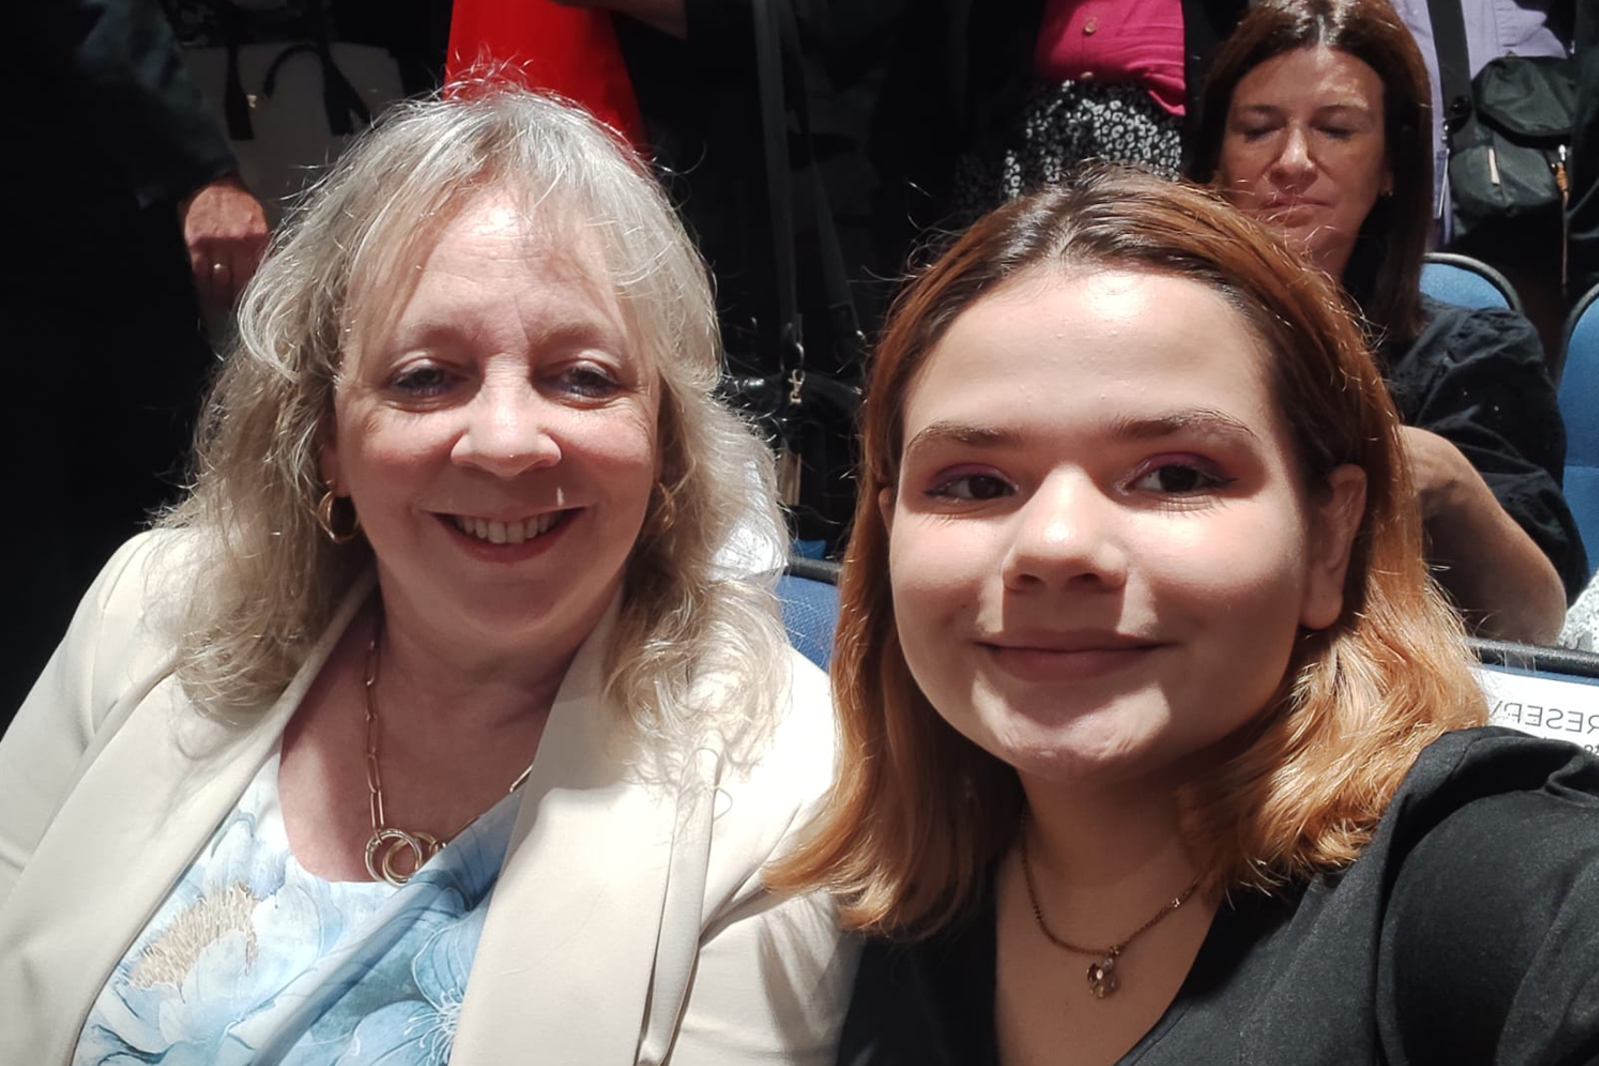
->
<box><xmin>360</xmin><ymin>616</ymin><xmax>535</xmax><ymax>887</ymax></box>
<box><xmin>1017</xmin><ymin>813</ymin><xmax>1200</xmax><ymax>999</ymax></box>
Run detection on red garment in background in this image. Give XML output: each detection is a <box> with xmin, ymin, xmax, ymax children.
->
<box><xmin>446</xmin><ymin>0</ymin><xmax>646</xmax><ymax>148</ymax></box>
<box><xmin>1034</xmin><ymin>0</ymin><xmax>1187</xmax><ymax>116</ymax></box>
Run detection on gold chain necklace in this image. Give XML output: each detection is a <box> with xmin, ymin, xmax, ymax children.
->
<box><xmin>360</xmin><ymin>617</ymin><xmax>535</xmax><ymax>887</ymax></box>
<box><xmin>1017</xmin><ymin>815</ymin><xmax>1199</xmax><ymax>999</ymax></box>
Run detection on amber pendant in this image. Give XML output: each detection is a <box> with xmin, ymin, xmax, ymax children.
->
<box><xmin>1086</xmin><ymin>955</ymin><xmax>1119</xmax><ymax>998</ymax></box>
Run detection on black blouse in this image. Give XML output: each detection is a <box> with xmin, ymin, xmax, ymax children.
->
<box><xmin>1382</xmin><ymin>297</ymin><xmax>1590</xmax><ymax>602</ymax></box>
<box><xmin>838</xmin><ymin>728</ymin><xmax>1599</xmax><ymax>1066</ymax></box>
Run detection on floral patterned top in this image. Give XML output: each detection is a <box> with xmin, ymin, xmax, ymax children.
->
<box><xmin>73</xmin><ymin>749</ymin><xmax>518</xmax><ymax>1065</ymax></box>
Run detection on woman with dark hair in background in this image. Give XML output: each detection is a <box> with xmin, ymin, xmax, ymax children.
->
<box><xmin>1188</xmin><ymin>0</ymin><xmax>1588</xmax><ymax>641</ymax></box>
<box><xmin>772</xmin><ymin>169</ymin><xmax>1598</xmax><ymax>1065</ymax></box>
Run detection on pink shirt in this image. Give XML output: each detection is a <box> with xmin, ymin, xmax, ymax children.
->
<box><xmin>1033</xmin><ymin>0</ymin><xmax>1187</xmax><ymax>116</ymax></box>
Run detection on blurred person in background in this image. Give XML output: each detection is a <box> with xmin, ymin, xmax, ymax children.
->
<box><xmin>1190</xmin><ymin>0</ymin><xmax>1586</xmax><ymax>642</ymax></box>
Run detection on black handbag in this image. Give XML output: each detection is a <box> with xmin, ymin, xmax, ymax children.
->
<box><xmin>1447</xmin><ymin>56</ymin><xmax>1576</xmax><ymax>236</ymax></box>
<box><xmin>718</xmin><ymin>0</ymin><xmax>863</xmax><ymax>538</ymax></box>
<box><xmin>1427</xmin><ymin>0</ymin><xmax>1575</xmax><ymax>274</ymax></box>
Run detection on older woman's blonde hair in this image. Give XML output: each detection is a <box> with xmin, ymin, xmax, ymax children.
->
<box><xmin>769</xmin><ymin>169</ymin><xmax>1487</xmax><ymax>936</ymax></box>
<box><xmin>160</xmin><ymin>89</ymin><xmax>788</xmax><ymax>756</ymax></box>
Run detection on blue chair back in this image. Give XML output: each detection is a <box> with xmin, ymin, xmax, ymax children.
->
<box><xmin>1419</xmin><ymin>252</ymin><xmax>1521</xmax><ymax>312</ymax></box>
<box><xmin>776</xmin><ymin>558</ymin><xmax>841</xmax><ymax>670</ymax></box>
<box><xmin>1559</xmin><ymin>286</ymin><xmax>1599</xmax><ymax>565</ymax></box>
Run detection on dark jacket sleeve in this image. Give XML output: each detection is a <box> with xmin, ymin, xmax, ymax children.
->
<box><xmin>30</xmin><ymin>0</ymin><xmax>237</xmax><ymax>208</ymax></box>
<box><xmin>1385</xmin><ymin>298</ymin><xmax>1591</xmax><ymax>602</ymax></box>
<box><xmin>1377</xmin><ymin>731</ymin><xmax>1599</xmax><ymax>1066</ymax></box>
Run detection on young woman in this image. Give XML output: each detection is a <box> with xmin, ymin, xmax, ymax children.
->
<box><xmin>772</xmin><ymin>169</ymin><xmax>1598</xmax><ymax>1065</ymax></box>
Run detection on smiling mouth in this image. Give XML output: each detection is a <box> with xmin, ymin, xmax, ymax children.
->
<box><xmin>448</xmin><ymin>510</ymin><xmax>573</xmax><ymax>545</ymax></box>
<box><xmin>980</xmin><ymin>641</ymin><xmax>1165</xmax><ymax>683</ymax></box>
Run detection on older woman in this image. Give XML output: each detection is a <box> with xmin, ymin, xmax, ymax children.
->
<box><xmin>772</xmin><ymin>170</ymin><xmax>1599</xmax><ymax>1064</ymax></box>
<box><xmin>0</xmin><ymin>91</ymin><xmax>852</xmax><ymax>1064</ymax></box>
<box><xmin>1186</xmin><ymin>0</ymin><xmax>1588</xmax><ymax>642</ymax></box>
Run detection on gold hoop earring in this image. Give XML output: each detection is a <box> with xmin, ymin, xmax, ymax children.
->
<box><xmin>316</xmin><ymin>489</ymin><xmax>362</xmax><ymax>545</ymax></box>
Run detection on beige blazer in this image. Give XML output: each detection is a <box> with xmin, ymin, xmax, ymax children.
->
<box><xmin>0</xmin><ymin>535</ymin><xmax>854</xmax><ymax>1064</ymax></box>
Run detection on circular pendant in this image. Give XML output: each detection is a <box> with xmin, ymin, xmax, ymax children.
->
<box><xmin>1086</xmin><ymin>955</ymin><xmax>1119</xmax><ymax>998</ymax></box>
<box><xmin>364</xmin><ymin>828</ymin><xmax>442</xmax><ymax>887</ymax></box>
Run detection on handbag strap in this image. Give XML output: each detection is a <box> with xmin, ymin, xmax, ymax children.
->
<box><xmin>213</xmin><ymin>0</ymin><xmax>374</xmax><ymax>141</ymax></box>
<box><xmin>751</xmin><ymin>0</ymin><xmax>864</xmax><ymax>388</ymax></box>
<box><xmin>217</xmin><ymin>2</ymin><xmax>254</xmax><ymax>140</ymax></box>
<box><xmin>774</xmin><ymin>1</ymin><xmax>864</xmax><ymax>361</ymax></box>
<box><xmin>1425</xmin><ymin>0</ymin><xmax>1473</xmax><ymax>138</ymax></box>
<box><xmin>753</xmin><ymin>0</ymin><xmax>803</xmax><ymax>380</ymax></box>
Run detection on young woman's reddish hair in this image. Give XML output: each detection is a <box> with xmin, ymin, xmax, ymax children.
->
<box><xmin>769</xmin><ymin>169</ymin><xmax>1486</xmax><ymax>936</ymax></box>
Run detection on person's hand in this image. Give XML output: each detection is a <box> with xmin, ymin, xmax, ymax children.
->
<box><xmin>178</xmin><ymin>175</ymin><xmax>269</xmax><ymax>307</ymax></box>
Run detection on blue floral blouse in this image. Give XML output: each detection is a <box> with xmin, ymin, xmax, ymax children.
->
<box><xmin>73</xmin><ymin>750</ymin><xmax>519</xmax><ymax>1065</ymax></box>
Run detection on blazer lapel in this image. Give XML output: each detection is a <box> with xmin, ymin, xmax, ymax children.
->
<box><xmin>451</xmin><ymin>603</ymin><xmax>718</xmax><ymax>1065</ymax></box>
<box><xmin>0</xmin><ymin>574</ymin><xmax>375</xmax><ymax>1065</ymax></box>
<box><xmin>0</xmin><ymin>580</ymin><xmax>708</xmax><ymax>1066</ymax></box>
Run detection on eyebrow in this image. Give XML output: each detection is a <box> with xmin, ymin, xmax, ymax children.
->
<box><xmin>1233</xmin><ymin>102</ymin><xmax>1376</xmax><ymax>119</ymax></box>
<box><xmin>902</xmin><ymin>408</ymin><xmax>1260</xmax><ymax>461</ymax></box>
<box><xmin>902</xmin><ymin>421</ymin><xmax>1023</xmax><ymax>464</ymax></box>
<box><xmin>376</xmin><ymin>317</ymin><xmax>624</xmax><ymax>355</ymax></box>
<box><xmin>1104</xmin><ymin>408</ymin><xmax>1262</xmax><ymax>443</ymax></box>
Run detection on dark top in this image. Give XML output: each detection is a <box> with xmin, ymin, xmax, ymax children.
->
<box><xmin>1384</xmin><ymin>297</ymin><xmax>1591</xmax><ymax>603</ymax></box>
<box><xmin>8</xmin><ymin>0</ymin><xmax>238</xmax><ymax>725</ymax></box>
<box><xmin>838</xmin><ymin>728</ymin><xmax>1599</xmax><ymax>1066</ymax></box>
<box><xmin>27</xmin><ymin>0</ymin><xmax>237</xmax><ymax>208</ymax></box>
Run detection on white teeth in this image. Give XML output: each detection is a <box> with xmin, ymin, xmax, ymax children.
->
<box><xmin>452</xmin><ymin>512</ymin><xmax>564</xmax><ymax>544</ymax></box>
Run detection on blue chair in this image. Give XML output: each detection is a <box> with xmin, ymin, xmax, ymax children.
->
<box><xmin>776</xmin><ymin>557</ymin><xmax>840</xmax><ymax>670</ymax></box>
<box><xmin>1420</xmin><ymin>252</ymin><xmax>1522</xmax><ymax>313</ymax></box>
<box><xmin>1559</xmin><ymin>286</ymin><xmax>1599</xmax><ymax>566</ymax></box>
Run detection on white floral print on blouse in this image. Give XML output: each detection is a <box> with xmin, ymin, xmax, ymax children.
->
<box><xmin>75</xmin><ymin>748</ymin><xmax>518</xmax><ymax>1065</ymax></box>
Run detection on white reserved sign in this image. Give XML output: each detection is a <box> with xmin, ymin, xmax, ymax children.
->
<box><xmin>1475</xmin><ymin>666</ymin><xmax>1599</xmax><ymax>756</ymax></box>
